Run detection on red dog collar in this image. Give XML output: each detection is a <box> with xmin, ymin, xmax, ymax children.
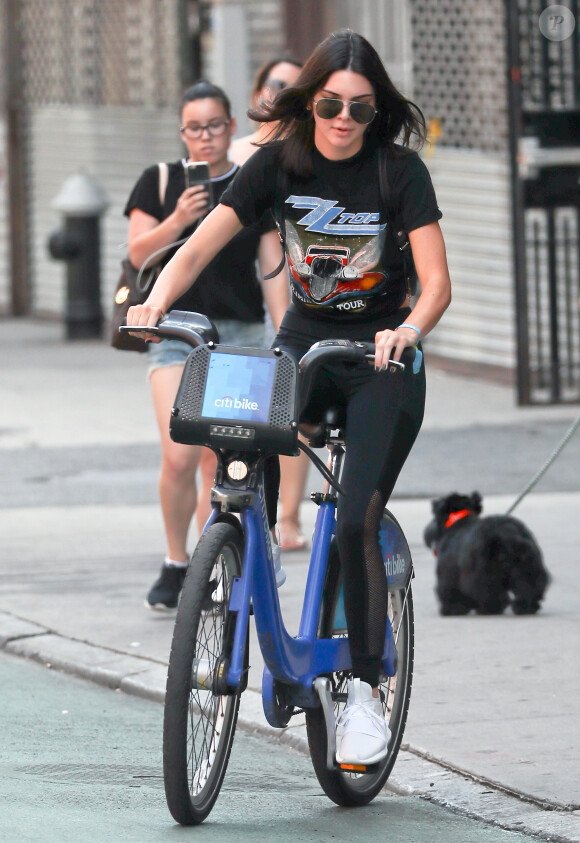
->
<box><xmin>444</xmin><ymin>509</ymin><xmax>473</xmax><ymax>529</ymax></box>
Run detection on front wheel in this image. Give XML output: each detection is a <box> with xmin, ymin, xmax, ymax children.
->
<box><xmin>163</xmin><ymin>522</ymin><xmax>244</xmax><ymax>825</ymax></box>
<box><xmin>306</xmin><ymin>539</ymin><xmax>414</xmax><ymax>805</ymax></box>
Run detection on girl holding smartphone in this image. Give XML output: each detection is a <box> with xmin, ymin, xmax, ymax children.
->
<box><xmin>126</xmin><ymin>80</ymin><xmax>289</xmax><ymax>610</ymax></box>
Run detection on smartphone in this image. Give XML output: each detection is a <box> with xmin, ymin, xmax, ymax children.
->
<box><xmin>184</xmin><ymin>161</ymin><xmax>214</xmax><ymax>212</ymax></box>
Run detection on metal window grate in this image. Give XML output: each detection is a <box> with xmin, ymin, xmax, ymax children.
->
<box><xmin>17</xmin><ymin>0</ymin><xmax>181</xmax><ymax>108</ymax></box>
<box><xmin>525</xmin><ymin>207</ymin><xmax>580</xmax><ymax>402</ymax></box>
<box><xmin>518</xmin><ymin>0</ymin><xmax>580</xmax><ymax>109</ymax></box>
<box><xmin>410</xmin><ymin>0</ymin><xmax>508</xmax><ymax>151</ymax></box>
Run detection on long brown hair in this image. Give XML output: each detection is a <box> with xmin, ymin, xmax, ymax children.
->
<box><xmin>249</xmin><ymin>30</ymin><xmax>426</xmax><ymax>177</ymax></box>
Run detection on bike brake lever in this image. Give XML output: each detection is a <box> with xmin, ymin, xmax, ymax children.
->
<box><xmin>118</xmin><ymin>324</ymin><xmax>159</xmax><ymax>335</ymax></box>
<box><xmin>364</xmin><ymin>353</ymin><xmax>406</xmax><ymax>372</ymax></box>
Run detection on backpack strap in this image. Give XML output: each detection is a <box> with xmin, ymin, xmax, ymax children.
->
<box><xmin>134</xmin><ymin>164</ymin><xmax>181</xmax><ymax>292</ymax></box>
<box><xmin>378</xmin><ymin>147</ymin><xmax>417</xmax><ymax>295</ymax></box>
<box><xmin>263</xmin><ymin>165</ymin><xmax>288</xmax><ymax>280</ymax></box>
<box><xmin>378</xmin><ymin>147</ymin><xmax>410</xmax><ymax>253</ymax></box>
<box><xmin>157</xmin><ymin>162</ymin><xmax>169</xmax><ymax>209</ymax></box>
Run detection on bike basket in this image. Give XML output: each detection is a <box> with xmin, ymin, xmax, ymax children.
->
<box><xmin>170</xmin><ymin>345</ymin><xmax>299</xmax><ymax>455</ymax></box>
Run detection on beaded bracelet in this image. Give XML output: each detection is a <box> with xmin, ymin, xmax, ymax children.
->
<box><xmin>397</xmin><ymin>323</ymin><xmax>422</xmax><ymax>341</ymax></box>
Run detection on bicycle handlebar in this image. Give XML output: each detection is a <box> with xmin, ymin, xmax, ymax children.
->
<box><xmin>121</xmin><ymin>314</ymin><xmax>417</xmax><ymax>375</ymax></box>
<box><xmin>119</xmin><ymin>310</ymin><xmax>219</xmax><ymax>347</ymax></box>
<box><xmin>120</xmin><ymin>312</ymin><xmax>417</xmax><ymax>406</ymax></box>
<box><xmin>121</xmin><ymin>313</ymin><xmax>418</xmax><ymax>485</ymax></box>
<box><xmin>298</xmin><ymin>340</ymin><xmax>417</xmax><ymax>415</ymax></box>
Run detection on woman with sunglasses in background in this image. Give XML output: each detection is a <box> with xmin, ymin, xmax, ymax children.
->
<box><xmin>231</xmin><ymin>55</ymin><xmax>311</xmax><ymax>553</ymax></box>
<box><xmin>229</xmin><ymin>56</ymin><xmax>303</xmax><ymax>166</ymax></box>
<box><xmin>125</xmin><ymin>80</ymin><xmax>289</xmax><ymax>611</ymax></box>
<box><xmin>127</xmin><ymin>31</ymin><xmax>451</xmax><ymax>764</ymax></box>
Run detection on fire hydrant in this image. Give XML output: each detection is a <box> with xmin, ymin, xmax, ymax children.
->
<box><xmin>48</xmin><ymin>174</ymin><xmax>109</xmax><ymax>339</ymax></box>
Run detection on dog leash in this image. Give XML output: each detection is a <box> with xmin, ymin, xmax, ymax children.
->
<box><xmin>505</xmin><ymin>412</ymin><xmax>580</xmax><ymax>515</ymax></box>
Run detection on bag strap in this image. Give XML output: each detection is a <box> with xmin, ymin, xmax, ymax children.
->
<box><xmin>378</xmin><ymin>147</ymin><xmax>417</xmax><ymax>295</ymax></box>
<box><xmin>134</xmin><ymin>163</ymin><xmax>184</xmax><ymax>293</ymax></box>
<box><xmin>263</xmin><ymin>165</ymin><xmax>288</xmax><ymax>280</ymax></box>
<box><xmin>158</xmin><ymin>162</ymin><xmax>169</xmax><ymax>208</ymax></box>
<box><xmin>378</xmin><ymin>147</ymin><xmax>410</xmax><ymax>253</ymax></box>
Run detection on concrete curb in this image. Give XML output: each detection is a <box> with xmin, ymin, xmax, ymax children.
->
<box><xmin>1</xmin><ymin>611</ymin><xmax>578</xmax><ymax>842</ymax></box>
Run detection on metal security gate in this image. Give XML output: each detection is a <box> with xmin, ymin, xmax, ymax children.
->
<box><xmin>1</xmin><ymin>0</ymin><xmax>197</xmax><ymax>317</ymax></box>
<box><xmin>506</xmin><ymin>0</ymin><xmax>580</xmax><ymax>404</ymax></box>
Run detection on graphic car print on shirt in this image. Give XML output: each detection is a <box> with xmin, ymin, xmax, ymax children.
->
<box><xmin>283</xmin><ymin>195</ymin><xmax>389</xmax><ymax>308</ymax></box>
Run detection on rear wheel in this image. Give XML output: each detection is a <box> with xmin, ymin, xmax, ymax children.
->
<box><xmin>306</xmin><ymin>538</ymin><xmax>414</xmax><ymax>806</ymax></box>
<box><xmin>163</xmin><ymin>522</ymin><xmax>243</xmax><ymax>825</ymax></box>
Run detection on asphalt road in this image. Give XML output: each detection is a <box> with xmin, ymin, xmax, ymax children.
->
<box><xmin>1</xmin><ymin>416</ymin><xmax>579</xmax><ymax>510</ymax></box>
<box><xmin>2</xmin><ymin>319</ymin><xmax>578</xmax><ymax>840</ymax></box>
<box><xmin>0</xmin><ymin>653</ymin><xmax>538</xmax><ymax>842</ymax></box>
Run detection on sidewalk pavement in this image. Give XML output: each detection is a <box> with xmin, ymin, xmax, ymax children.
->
<box><xmin>1</xmin><ymin>318</ymin><xmax>579</xmax><ymax>840</ymax></box>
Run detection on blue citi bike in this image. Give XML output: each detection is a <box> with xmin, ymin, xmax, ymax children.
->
<box><xmin>122</xmin><ymin>311</ymin><xmax>416</xmax><ymax>826</ymax></box>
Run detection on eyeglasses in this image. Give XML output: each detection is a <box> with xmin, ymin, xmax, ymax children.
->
<box><xmin>313</xmin><ymin>97</ymin><xmax>377</xmax><ymax>125</ymax></box>
<box><xmin>180</xmin><ymin>120</ymin><xmax>230</xmax><ymax>140</ymax></box>
<box><xmin>264</xmin><ymin>78</ymin><xmax>287</xmax><ymax>92</ymax></box>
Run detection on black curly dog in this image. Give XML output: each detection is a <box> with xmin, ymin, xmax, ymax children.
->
<box><xmin>424</xmin><ymin>492</ymin><xmax>550</xmax><ymax>616</ymax></box>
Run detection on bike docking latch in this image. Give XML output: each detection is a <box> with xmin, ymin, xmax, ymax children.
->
<box><xmin>210</xmin><ymin>486</ymin><xmax>255</xmax><ymax>513</ymax></box>
<box><xmin>313</xmin><ymin>677</ymin><xmax>337</xmax><ymax>771</ymax></box>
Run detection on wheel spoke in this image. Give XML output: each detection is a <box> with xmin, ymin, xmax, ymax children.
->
<box><xmin>164</xmin><ymin>524</ymin><xmax>243</xmax><ymax>824</ymax></box>
<box><xmin>185</xmin><ymin>550</ymin><xmax>236</xmax><ymax>796</ymax></box>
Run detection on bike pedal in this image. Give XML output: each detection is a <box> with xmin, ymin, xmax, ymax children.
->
<box><xmin>338</xmin><ymin>762</ymin><xmax>381</xmax><ymax>774</ymax></box>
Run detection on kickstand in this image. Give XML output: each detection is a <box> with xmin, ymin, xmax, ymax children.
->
<box><xmin>313</xmin><ymin>677</ymin><xmax>336</xmax><ymax>770</ymax></box>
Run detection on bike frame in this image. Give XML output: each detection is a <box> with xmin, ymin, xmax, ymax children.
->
<box><xmin>121</xmin><ymin>315</ymin><xmax>413</xmax><ymax>757</ymax></box>
<box><xmin>205</xmin><ymin>477</ymin><xmax>347</xmax><ymax>715</ymax></box>
<box><xmin>205</xmin><ymin>449</ymin><xmax>398</xmax><ymax>726</ymax></box>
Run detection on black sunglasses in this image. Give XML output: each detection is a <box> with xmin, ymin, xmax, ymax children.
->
<box><xmin>313</xmin><ymin>97</ymin><xmax>377</xmax><ymax>125</ymax></box>
<box><xmin>264</xmin><ymin>78</ymin><xmax>287</xmax><ymax>92</ymax></box>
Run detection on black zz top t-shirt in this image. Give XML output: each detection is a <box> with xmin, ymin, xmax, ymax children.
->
<box><xmin>221</xmin><ymin>136</ymin><xmax>442</xmax><ymax>323</ymax></box>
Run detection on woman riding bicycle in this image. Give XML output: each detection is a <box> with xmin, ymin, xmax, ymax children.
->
<box><xmin>127</xmin><ymin>29</ymin><xmax>451</xmax><ymax>766</ymax></box>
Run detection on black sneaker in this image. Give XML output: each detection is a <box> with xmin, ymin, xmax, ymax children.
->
<box><xmin>145</xmin><ymin>564</ymin><xmax>187</xmax><ymax>611</ymax></box>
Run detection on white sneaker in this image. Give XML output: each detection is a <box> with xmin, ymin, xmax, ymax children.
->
<box><xmin>270</xmin><ymin>533</ymin><xmax>286</xmax><ymax>588</ymax></box>
<box><xmin>335</xmin><ymin>679</ymin><xmax>391</xmax><ymax>765</ymax></box>
<box><xmin>211</xmin><ymin>575</ymin><xmax>225</xmax><ymax>604</ymax></box>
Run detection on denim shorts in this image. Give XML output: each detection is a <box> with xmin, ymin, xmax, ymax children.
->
<box><xmin>147</xmin><ymin>319</ymin><xmax>270</xmax><ymax>378</ymax></box>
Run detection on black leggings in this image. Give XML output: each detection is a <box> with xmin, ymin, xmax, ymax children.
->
<box><xmin>265</xmin><ymin>330</ymin><xmax>426</xmax><ymax>687</ymax></box>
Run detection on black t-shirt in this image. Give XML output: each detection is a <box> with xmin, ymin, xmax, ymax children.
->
<box><xmin>124</xmin><ymin>161</ymin><xmax>274</xmax><ymax>322</ymax></box>
<box><xmin>221</xmin><ymin>136</ymin><xmax>442</xmax><ymax>329</ymax></box>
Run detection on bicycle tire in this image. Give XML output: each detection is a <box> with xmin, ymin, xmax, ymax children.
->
<box><xmin>306</xmin><ymin>542</ymin><xmax>414</xmax><ymax>806</ymax></box>
<box><xmin>163</xmin><ymin>522</ymin><xmax>244</xmax><ymax>825</ymax></box>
